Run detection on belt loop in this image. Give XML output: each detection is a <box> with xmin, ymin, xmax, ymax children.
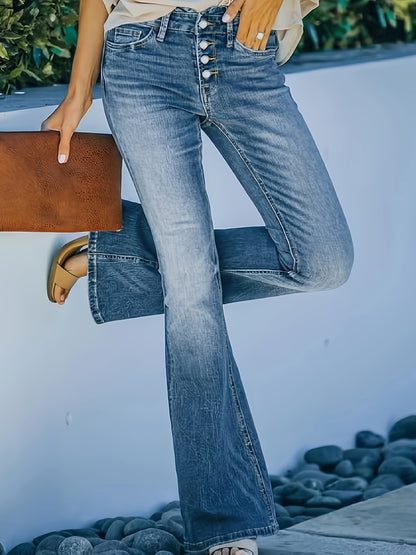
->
<box><xmin>156</xmin><ymin>11</ymin><xmax>171</xmax><ymax>42</ymax></box>
<box><xmin>227</xmin><ymin>21</ymin><xmax>233</xmax><ymax>47</ymax></box>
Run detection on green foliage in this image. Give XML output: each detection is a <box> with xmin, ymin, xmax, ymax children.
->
<box><xmin>297</xmin><ymin>0</ymin><xmax>416</xmax><ymax>52</ymax></box>
<box><xmin>0</xmin><ymin>0</ymin><xmax>78</xmax><ymax>94</ymax></box>
<box><xmin>1</xmin><ymin>0</ymin><xmax>415</xmax><ymax>93</ymax></box>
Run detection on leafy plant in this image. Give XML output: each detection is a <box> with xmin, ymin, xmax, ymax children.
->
<box><xmin>0</xmin><ymin>0</ymin><xmax>78</xmax><ymax>95</ymax></box>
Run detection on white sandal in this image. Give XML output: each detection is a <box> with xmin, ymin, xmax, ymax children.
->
<box><xmin>208</xmin><ymin>538</ymin><xmax>257</xmax><ymax>555</ymax></box>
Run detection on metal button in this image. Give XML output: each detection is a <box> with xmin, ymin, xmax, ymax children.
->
<box><xmin>202</xmin><ymin>69</ymin><xmax>212</xmax><ymax>79</ymax></box>
<box><xmin>200</xmin><ymin>55</ymin><xmax>210</xmax><ymax>64</ymax></box>
<box><xmin>199</xmin><ymin>40</ymin><xmax>209</xmax><ymax>50</ymax></box>
<box><xmin>198</xmin><ymin>19</ymin><xmax>208</xmax><ymax>29</ymax></box>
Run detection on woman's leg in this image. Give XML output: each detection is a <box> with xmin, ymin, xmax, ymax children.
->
<box><xmin>100</xmin><ymin>12</ymin><xmax>278</xmax><ymax>552</ymax></box>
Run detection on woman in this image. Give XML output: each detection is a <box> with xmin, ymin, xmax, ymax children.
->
<box><xmin>43</xmin><ymin>0</ymin><xmax>354</xmax><ymax>553</ymax></box>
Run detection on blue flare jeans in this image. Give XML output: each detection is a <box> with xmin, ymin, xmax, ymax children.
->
<box><xmin>89</xmin><ymin>5</ymin><xmax>354</xmax><ymax>552</ymax></box>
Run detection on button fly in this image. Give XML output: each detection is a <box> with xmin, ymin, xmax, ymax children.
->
<box><xmin>198</xmin><ymin>19</ymin><xmax>208</xmax><ymax>29</ymax></box>
<box><xmin>202</xmin><ymin>69</ymin><xmax>212</xmax><ymax>79</ymax></box>
<box><xmin>199</xmin><ymin>40</ymin><xmax>209</xmax><ymax>50</ymax></box>
<box><xmin>200</xmin><ymin>55</ymin><xmax>210</xmax><ymax>64</ymax></box>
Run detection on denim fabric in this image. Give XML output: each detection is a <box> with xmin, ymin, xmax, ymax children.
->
<box><xmin>90</xmin><ymin>5</ymin><xmax>354</xmax><ymax>552</ymax></box>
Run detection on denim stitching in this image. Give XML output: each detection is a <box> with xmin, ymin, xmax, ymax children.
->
<box><xmin>204</xmin><ymin>120</ymin><xmax>299</xmax><ymax>274</ymax></box>
<box><xmin>225</xmin><ymin>340</ymin><xmax>277</xmax><ymax>520</ymax></box>
<box><xmin>94</xmin><ymin>252</ymin><xmax>158</xmax><ymax>267</ymax></box>
<box><xmin>87</xmin><ymin>232</ymin><xmax>105</xmax><ymax>325</ymax></box>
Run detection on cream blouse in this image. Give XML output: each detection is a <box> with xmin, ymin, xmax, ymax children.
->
<box><xmin>101</xmin><ymin>0</ymin><xmax>318</xmax><ymax>66</ymax></box>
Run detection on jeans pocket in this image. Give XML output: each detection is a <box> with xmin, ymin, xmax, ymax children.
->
<box><xmin>105</xmin><ymin>23</ymin><xmax>155</xmax><ymax>50</ymax></box>
<box><xmin>234</xmin><ymin>30</ymin><xmax>279</xmax><ymax>57</ymax></box>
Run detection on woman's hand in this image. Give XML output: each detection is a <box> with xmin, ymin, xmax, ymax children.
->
<box><xmin>40</xmin><ymin>94</ymin><xmax>92</xmax><ymax>164</ymax></box>
<box><xmin>222</xmin><ymin>0</ymin><xmax>284</xmax><ymax>50</ymax></box>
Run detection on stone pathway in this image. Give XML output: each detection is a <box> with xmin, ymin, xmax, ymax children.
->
<box><xmin>258</xmin><ymin>483</ymin><xmax>416</xmax><ymax>554</ymax></box>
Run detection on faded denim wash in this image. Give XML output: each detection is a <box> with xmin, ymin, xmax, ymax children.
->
<box><xmin>88</xmin><ymin>5</ymin><xmax>354</xmax><ymax>552</ymax></box>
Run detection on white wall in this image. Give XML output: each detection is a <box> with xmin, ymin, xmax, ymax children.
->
<box><xmin>1</xmin><ymin>55</ymin><xmax>415</xmax><ymax>550</ymax></box>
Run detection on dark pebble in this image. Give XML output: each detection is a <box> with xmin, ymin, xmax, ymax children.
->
<box><xmin>274</xmin><ymin>503</ymin><xmax>290</xmax><ymax>518</ymax></box>
<box><xmin>159</xmin><ymin>509</ymin><xmax>183</xmax><ymax>525</ymax></box>
<box><xmin>57</xmin><ymin>537</ymin><xmax>92</xmax><ymax>554</ymax></box>
<box><xmin>89</xmin><ymin>539</ymin><xmax>106</xmax><ymax>547</ymax></box>
<box><xmin>285</xmin><ymin>463</ymin><xmax>319</xmax><ymax>479</ymax></box>
<box><xmin>323</xmin><ymin>489</ymin><xmax>363</xmax><ymax>506</ymax></box>
<box><xmin>155</xmin><ymin>552</ymin><xmax>174</xmax><ymax>555</ymax></box>
<box><xmin>105</xmin><ymin>519</ymin><xmax>126</xmax><ymax>540</ymax></box>
<box><xmin>343</xmin><ymin>448</ymin><xmax>382</xmax><ymax>467</ymax></box>
<box><xmin>33</xmin><ymin>533</ymin><xmax>71</xmax><ymax>546</ymax></box>
<box><xmin>273</xmin><ymin>482</ymin><xmax>317</xmax><ymax>505</ymax></box>
<box><xmin>159</xmin><ymin>501</ymin><xmax>181</xmax><ymax>513</ymax></box>
<box><xmin>304</xmin><ymin>445</ymin><xmax>343</xmax><ymax>467</ymax></box>
<box><xmin>326</xmin><ymin>477</ymin><xmax>368</xmax><ymax>491</ymax></box>
<box><xmin>36</xmin><ymin>551</ymin><xmax>57</xmax><ymax>554</ymax></box>
<box><xmin>156</xmin><ymin>520</ymin><xmax>184</xmax><ymax>541</ymax></box>
<box><xmin>370</xmin><ymin>473</ymin><xmax>405</xmax><ymax>491</ymax></box>
<box><xmin>36</xmin><ymin>535</ymin><xmax>66</xmax><ymax>551</ymax></box>
<box><xmin>269</xmin><ymin>475</ymin><xmax>291</xmax><ymax>488</ymax></box>
<box><xmin>355</xmin><ymin>430</ymin><xmax>385</xmax><ymax>448</ymax></box>
<box><xmin>60</xmin><ymin>529</ymin><xmax>100</xmax><ymax>539</ymax></box>
<box><xmin>92</xmin><ymin>540</ymin><xmax>125</xmax><ymax>553</ymax></box>
<box><xmin>276</xmin><ymin>516</ymin><xmax>293</xmax><ymax>529</ymax></box>
<box><xmin>389</xmin><ymin>415</ymin><xmax>416</xmax><ymax>442</ymax></box>
<box><xmin>303</xmin><ymin>507</ymin><xmax>334</xmax><ymax>517</ymax></box>
<box><xmin>293</xmin><ymin>470</ymin><xmax>338</xmax><ymax>488</ymax></box>
<box><xmin>7</xmin><ymin>544</ymin><xmax>36</xmax><ymax>555</ymax></box>
<box><xmin>291</xmin><ymin>515</ymin><xmax>312</xmax><ymax>525</ymax></box>
<box><xmin>334</xmin><ymin>459</ymin><xmax>355</xmax><ymax>477</ymax></box>
<box><xmin>354</xmin><ymin>463</ymin><xmax>375</xmax><ymax>482</ymax></box>
<box><xmin>384</xmin><ymin>439</ymin><xmax>416</xmax><ymax>463</ymax></box>
<box><xmin>285</xmin><ymin>505</ymin><xmax>305</xmax><ymax>517</ymax></box>
<box><xmin>131</xmin><ymin>528</ymin><xmax>181</xmax><ymax>554</ymax></box>
<box><xmin>362</xmin><ymin>487</ymin><xmax>389</xmax><ymax>500</ymax></box>
<box><xmin>305</xmin><ymin>495</ymin><xmax>341</xmax><ymax>508</ymax></box>
<box><xmin>124</xmin><ymin>518</ymin><xmax>156</xmax><ymax>536</ymax></box>
<box><xmin>149</xmin><ymin>512</ymin><xmax>163</xmax><ymax>522</ymax></box>
<box><xmin>378</xmin><ymin>456</ymin><xmax>416</xmax><ymax>484</ymax></box>
<box><xmin>298</xmin><ymin>478</ymin><xmax>323</xmax><ymax>491</ymax></box>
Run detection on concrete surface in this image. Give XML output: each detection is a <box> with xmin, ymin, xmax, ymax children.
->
<box><xmin>258</xmin><ymin>484</ymin><xmax>416</xmax><ymax>553</ymax></box>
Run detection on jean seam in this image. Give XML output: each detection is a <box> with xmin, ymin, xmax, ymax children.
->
<box><xmin>225</xmin><ymin>341</ymin><xmax>276</xmax><ymax>520</ymax></box>
<box><xmin>87</xmin><ymin>232</ymin><xmax>105</xmax><ymax>325</ymax></box>
<box><xmin>203</xmin><ymin>119</ymin><xmax>299</xmax><ymax>274</ymax></box>
<box><xmin>94</xmin><ymin>252</ymin><xmax>158</xmax><ymax>268</ymax></box>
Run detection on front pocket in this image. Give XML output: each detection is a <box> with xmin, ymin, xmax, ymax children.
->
<box><xmin>234</xmin><ymin>31</ymin><xmax>279</xmax><ymax>57</ymax></box>
<box><xmin>105</xmin><ymin>24</ymin><xmax>155</xmax><ymax>50</ymax></box>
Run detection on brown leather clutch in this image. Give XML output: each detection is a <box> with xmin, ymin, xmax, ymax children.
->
<box><xmin>0</xmin><ymin>130</ymin><xmax>123</xmax><ymax>232</ymax></box>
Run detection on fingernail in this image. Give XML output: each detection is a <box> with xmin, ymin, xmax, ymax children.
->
<box><xmin>222</xmin><ymin>13</ymin><xmax>231</xmax><ymax>22</ymax></box>
<box><xmin>58</xmin><ymin>154</ymin><xmax>67</xmax><ymax>164</ymax></box>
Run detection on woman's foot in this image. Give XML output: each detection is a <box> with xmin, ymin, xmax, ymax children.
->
<box><xmin>54</xmin><ymin>250</ymin><xmax>88</xmax><ymax>304</ymax></box>
<box><xmin>209</xmin><ymin>539</ymin><xmax>257</xmax><ymax>555</ymax></box>
<box><xmin>47</xmin><ymin>236</ymin><xmax>89</xmax><ymax>304</ymax></box>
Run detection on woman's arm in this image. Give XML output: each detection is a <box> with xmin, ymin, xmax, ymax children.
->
<box><xmin>222</xmin><ymin>0</ymin><xmax>284</xmax><ymax>50</ymax></box>
<box><xmin>41</xmin><ymin>0</ymin><xmax>108</xmax><ymax>164</ymax></box>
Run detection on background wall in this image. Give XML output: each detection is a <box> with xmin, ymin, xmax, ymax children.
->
<box><xmin>1</xmin><ymin>55</ymin><xmax>415</xmax><ymax>550</ymax></box>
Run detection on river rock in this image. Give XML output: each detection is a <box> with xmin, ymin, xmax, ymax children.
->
<box><xmin>7</xmin><ymin>544</ymin><xmax>35</xmax><ymax>555</ymax></box>
<box><xmin>269</xmin><ymin>475</ymin><xmax>291</xmax><ymax>487</ymax></box>
<box><xmin>58</xmin><ymin>537</ymin><xmax>93</xmax><ymax>554</ymax></box>
<box><xmin>105</xmin><ymin>519</ymin><xmax>126</xmax><ymax>540</ymax></box>
<box><xmin>274</xmin><ymin>503</ymin><xmax>290</xmax><ymax>518</ymax></box>
<box><xmin>362</xmin><ymin>487</ymin><xmax>389</xmax><ymax>500</ymax></box>
<box><xmin>123</xmin><ymin>518</ymin><xmax>156</xmax><ymax>536</ymax></box>
<box><xmin>285</xmin><ymin>505</ymin><xmax>305</xmax><ymax>517</ymax></box>
<box><xmin>326</xmin><ymin>476</ymin><xmax>368</xmax><ymax>491</ymax></box>
<box><xmin>343</xmin><ymin>448</ymin><xmax>382</xmax><ymax>467</ymax></box>
<box><xmin>36</xmin><ymin>551</ymin><xmax>57</xmax><ymax>554</ymax></box>
<box><xmin>384</xmin><ymin>439</ymin><xmax>416</xmax><ymax>463</ymax></box>
<box><xmin>389</xmin><ymin>415</ymin><xmax>416</xmax><ymax>442</ymax></box>
<box><xmin>354</xmin><ymin>462</ymin><xmax>376</xmax><ymax>481</ymax></box>
<box><xmin>305</xmin><ymin>495</ymin><xmax>341</xmax><ymax>508</ymax></box>
<box><xmin>36</xmin><ymin>535</ymin><xmax>66</xmax><ymax>551</ymax></box>
<box><xmin>378</xmin><ymin>456</ymin><xmax>416</xmax><ymax>483</ymax></box>
<box><xmin>370</xmin><ymin>473</ymin><xmax>405</xmax><ymax>491</ymax></box>
<box><xmin>156</xmin><ymin>519</ymin><xmax>184</xmax><ymax>541</ymax></box>
<box><xmin>273</xmin><ymin>482</ymin><xmax>317</xmax><ymax>505</ymax></box>
<box><xmin>293</xmin><ymin>470</ymin><xmax>338</xmax><ymax>487</ymax></box>
<box><xmin>334</xmin><ymin>459</ymin><xmax>355</xmax><ymax>477</ymax></box>
<box><xmin>323</xmin><ymin>489</ymin><xmax>363</xmax><ymax>505</ymax></box>
<box><xmin>299</xmin><ymin>478</ymin><xmax>324</xmax><ymax>491</ymax></box>
<box><xmin>131</xmin><ymin>529</ymin><xmax>181</xmax><ymax>555</ymax></box>
<box><xmin>92</xmin><ymin>541</ymin><xmax>125</xmax><ymax>553</ymax></box>
<box><xmin>355</xmin><ymin>430</ymin><xmax>385</xmax><ymax>448</ymax></box>
<box><xmin>304</xmin><ymin>445</ymin><xmax>343</xmax><ymax>467</ymax></box>
<box><xmin>160</xmin><ymin>509</ymin><xmax>183</xmax><ymax>524</ymax></box>
<box><xmin>156</xmin><ymin>552</ymin><xmax>174</xmax><ymax>555</ymax></box>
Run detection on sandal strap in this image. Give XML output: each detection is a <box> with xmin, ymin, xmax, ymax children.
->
<box><xmin>54</xmin><ymin>263</ymin><xmax>80</xmax><ymax>290</ymax></box>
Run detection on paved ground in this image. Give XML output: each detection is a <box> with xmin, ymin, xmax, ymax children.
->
<box><xmin>258</xmin><ymin>483</ymin><xmax>416</xmax><ymax>554</ymax></box>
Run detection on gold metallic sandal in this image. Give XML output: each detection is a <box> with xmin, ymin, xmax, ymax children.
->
<box><xmin>208</xmin><ymin>538</ymin><xmax>257</xmax><ymax>555</ymax></box>
<box><xmin>47</xmin><ymin>235</ymin><xmax>89</xmax><ymax>303</ymax></box>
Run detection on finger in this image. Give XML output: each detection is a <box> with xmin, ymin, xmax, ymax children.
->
<box><xmin>58</xmin><ymin>127</ymin><xmax>73</xmax><ymax>164</ymax></box>
<box><xmin>222</xmin><ymin>0</ymin><xmax>244</xmax><ymax>22</ymax></box>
